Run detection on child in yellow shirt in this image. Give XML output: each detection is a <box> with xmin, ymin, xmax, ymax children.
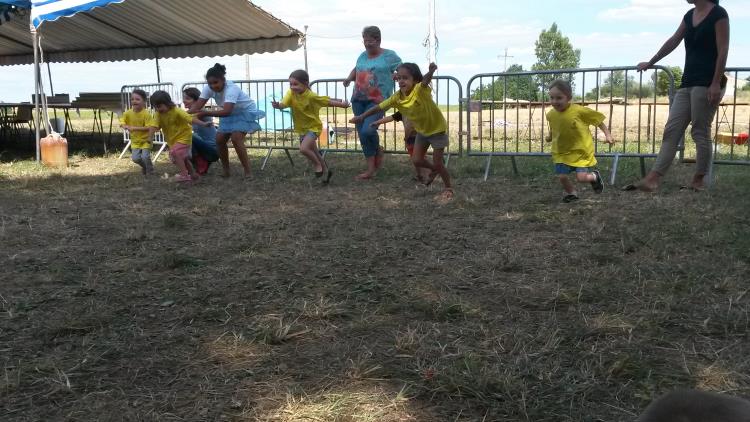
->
<box><xmin>149</xmin><ymin>90</ymin><xmax>197</xmax><ymax>183</ymax></box>
<box><xmin>546</xmin><ymin>80</ymin><xmax>614</xmax><ymax>202</ymax></box>
<box><xmin>272</xmin><ymin>69</ymin><xmax>349</xmax><ymax>184</ymax></box>
<box><xmin>119</xmin><ymin>89</ymin><xmax>155</xmax><ymax>175</ymax></box>
<box><xmin>352</xmin><ymin>62</ymin><xmax>453</xmax><ymax>202</ymax></box>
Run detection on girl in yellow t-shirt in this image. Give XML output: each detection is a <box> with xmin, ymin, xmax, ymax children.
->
<box><xmin>546</xmin><ymin>80</ymin><xmax>614</xmax><ymax>203</ymax></box>
<box><xmin>272</xmin><ymin>69</ymin><xmax>349</xmax><ymax>184</ymax></box>
<box><xmin>120</xmin><ymin>89</ymin><xmax>155</xmax><ymax>175</ymax></box>
<box><xmin>351</xmin><ymin>62</ymin><xmax>453</xmax><ymax>202</ymax></box>
<box><xmin>149</xmin><ymin>90</ymin><xmax>198</xmax><ymax>183</ymax></box>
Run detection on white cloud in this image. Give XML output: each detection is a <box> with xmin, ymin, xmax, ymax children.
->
<box><xmin>599</xmin><ymin>0</ymin><xmax>750</xmax><ymax>23</ymax></box>
<box><xmin>449</xmin><ymin>47</ymin><xmax>475</xmax><ymax>57</ymax></box>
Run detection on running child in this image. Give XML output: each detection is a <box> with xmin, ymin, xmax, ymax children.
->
<box><xmin>271</xmin><ymin>69</ymin><xmax>349</xmax><ymax>183</ymax></box>
<box><xmin>182</xmin><ymin>87</ymin><xmax>219</xmax><ymax>175</ymax></box>
<box><xmin>370</xmin><ymin>111</ymin><xmax>430</xmax><ymax>182</ymax></box>
<box><xmin>119</xmin><ymin>89</ymin><xmax>155</xmax><ymax>175</ymax></box>
<box><xmin>149</xmin><ymin>90</ymin><xmax>198</xmax><ymax>183</ymax></box>
<box><xmin>187</xmin><ymin>63</ymin><xmax>265</xmax><ymax>178</ymax></box>
<box><xmin>545</xmin><ymin>79</ymin><xmax>614</xmax><ymax>203</ymax></box>
<box><xmin>351</xmin><ymin>62</ymin><xmax>453</xmax><ymax>201</ymax></box>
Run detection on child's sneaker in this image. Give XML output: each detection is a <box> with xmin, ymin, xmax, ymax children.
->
<box><xmin>562</xmin><ymin>193</ymin><xmax>579</xmax><ymax>203</ymax></box>
<box><xmin>591</xmin><ymin>170</ymin><xmax>604</xmax><ymax>194</ymax></box>
<box><xmin>173</xmin><ymin>174</ymin><xmax>192</xmax><ymax>183</ymax></box>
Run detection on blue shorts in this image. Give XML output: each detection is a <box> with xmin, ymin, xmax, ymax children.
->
<box><xmin>554</xmin><ymin>163</ymin><xmax>591</xmax><ymax>175</ymax></box>
<box><xmin>298</xmin><ymin>131</ymin><xmax>318</xmax><ymax>142</ymax></box>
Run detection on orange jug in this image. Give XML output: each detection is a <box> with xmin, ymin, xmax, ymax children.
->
<box><xmin>40</xmin><ymin>133</ymin><xmax>68</xmax><ymax>167</ymax></box>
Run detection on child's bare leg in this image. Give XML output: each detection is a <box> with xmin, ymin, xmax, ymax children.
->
<box><xmin>575</xmin><ymin>172</ymin><xmax>596</xmax><ymax>183</ymax></box>
<box><xmin>431</xmin><ymin>148</ymin><xmax>452</xmax><ymax>189</ymax></box>
<box><xmin>174</xmin><ymin>150</ymin><xmax>190</xmax><ymax>177</ymax></box>
<box><xmin>230</xmin><ymin>131</ymin><xmax>251</xmax><ymax>176</ymax></box>
<box><xmin>559</xmin><ymin>174</ymin><xmax>576</xmax><ymax>194</ymax></box>
<box><xmin>411</xmin><ymin>143</ymin><xmax>434</xmax><ymax>171</ymax></box>
<box><xmin>216</xmin><ymin>132</ymin><xmax>231</xmax><ymax>177</ymax></box>
<box><xmin>357</xmin><ymin>156</ymin><xmax>377</xmax><ymax>180</ymax></box>
<box><xmin>300</xmin><ymin>133</ymin><xmax>325</xmax><ymax>173</ymax></box>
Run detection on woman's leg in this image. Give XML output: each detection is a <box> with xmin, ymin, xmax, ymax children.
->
<box><xmin>353</xmin><ymin>101</ymin><xmax>382</xmax><ymax>179</ymax></box>
<box><xmin>216</xmin><ymin>132</ymin><xmax>231</xmax><ymax>177</ymax></box>
<box><xmin>641</xmin><ymin>88</ymin><xmax>693</xmax><ymax>189</ymax></box>
<box><xmin>689</xmin><ymin>86</ymin><xmax>719</xmax><ymax>189</ymax></box>
<box><xmin>229</xmin><ymin>131</ymin><xmax>251</xmax><ymax>176</ymax></box>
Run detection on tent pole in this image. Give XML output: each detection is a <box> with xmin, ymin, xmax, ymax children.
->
<box><xmin>154</xmin><ymin>49</ymin><xmax>161</xmax><ymax>83</ymax></box>
<box><xmin>46</xmin><ymin>61</ymin><xmax>58</xmax><ymax>119</ymax></box>
<box><xmin>32</xmin><ymin>26</ymin><xmax>40</xmax><ymax>162</ymax></box>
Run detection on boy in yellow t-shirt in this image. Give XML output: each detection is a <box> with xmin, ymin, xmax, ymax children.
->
<box><xmin>546</xmin><ymin>80</ymin><xmax>614</xmax><ymax>202</ymax></box>
<box><xmin>149</xmin><ymin>90</ymin><xmax>197</xmax><ymax>183</ymax></box>
<box><xmin>120</xmin><ymin>89</ymin><xmax>155</xmax><ymax>175</ymax></box>
<box><xmin>272</xmin><ymin>69</ymin><xmax>349</xmax><ymax>184</ymax></box>
<box><xmin>352</xmin><ymin>62</ymin><xmax>453</xmax><ymax>202</ymax></box>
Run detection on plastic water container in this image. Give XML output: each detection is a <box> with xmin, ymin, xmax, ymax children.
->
<box><xmin>40</xmin><ymin>133</ymin><xmax>68</xmax><ymax>167</ymax></box>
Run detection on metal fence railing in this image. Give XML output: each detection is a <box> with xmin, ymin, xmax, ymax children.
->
<box><xmin>119</xmin><ymin>82</ymin><xmax>176</xmax><ymax>161</ymax></box>
<box><xmin>708</xmin><ymin>67</ymin><xmax>750</xmax><ymax>172</ymax></box>
<box><xmin>309</xmin><ymin>76</ymin><xmax>464</xmax><ymax>164</ymax></box>
<box><xmin>465</xmin><ymin>66</ymin><xmax>676</xmax><ymax>182</ymax></box>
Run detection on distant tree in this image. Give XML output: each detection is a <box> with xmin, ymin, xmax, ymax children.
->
<box><xmin>532</xmin><ymin>23</ymin><xmax>581</xmax><ymax>90</ymax></box>
<box><xmin>654</xmin><ymin>66</ymin><xmax>683</xmax><ymax>96</ymax></box>
<box><xmin>470</xmin><ymin>64</ymin><xmax>539</xmax><ymax>101</ymax></box>
<box><xmin>585</xmin><ymin>70</ymin><xmax>654</xmax><ymax>100</ymax></box>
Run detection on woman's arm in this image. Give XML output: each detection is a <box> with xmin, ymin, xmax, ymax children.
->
<box><xmin>187</xmin><ymin>98</ymin><xmax>209</xmax><ymax>114</ymax></box>
<box><xmin>637</xmin><ymin>20</ymin><xmax>686</xmax><ymax>71</ymax></box>
<box><xmin>343</xmin><ymin>68</ymin><xmax>356</xmax><ymax>87</ymax></box>
<box><xmin>708</xmin><ymin>18</ymin><xmax>730</xmax><ymax>106</ymax></box>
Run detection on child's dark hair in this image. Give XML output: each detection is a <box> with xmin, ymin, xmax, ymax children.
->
<box><xmin>397</xmin><ymin>63</ymin><xmax>423</xmax><ymax>83</ymax></box>
<box><xmin>206</xmin><ymin>63</ymin><xmax>227</xmax><ymax>80</ymax></box>
<box><xmin>289</xmin><ymin>69</ymin><xmax>310</xmax><ymax>86</ymax></box>
<box><xmin>182</xmin><ymin>87</ymin><xmax>201</xmax><ymax>101</ymax></box>
<box><xmin>150</xmin><ymin>90</ymin><xmax>175</xmax><ymax>108</ymax></box>
<box><xmin>131</xmin><ymin>89</ymin><xmax>148</xmax><ymax>102</ymax></box>
<box><xmin>549</xmin><ymin>79</ymin><xmax>573</xmax><ymax>99</ymax></box>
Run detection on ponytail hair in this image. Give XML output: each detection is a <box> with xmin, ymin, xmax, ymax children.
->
<box><xmin>206</xmin><ymin>63</ymin><xmax>227</xmax><ymax>80</ymax></box>
<box><xmin>289</xmin><ymin>69</ymin><xmax>310</xmax><ymax>86</ymax></box>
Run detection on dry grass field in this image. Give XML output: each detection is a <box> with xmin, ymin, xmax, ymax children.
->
<box><xmin>1</xmin><ymin>143</ymin><xmax>750</xmax><ymax>421</ymax></box>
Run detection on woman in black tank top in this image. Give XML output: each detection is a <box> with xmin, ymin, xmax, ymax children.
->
<box><xmin>625</xmin><ymin>0</ymin><xmax>729</xmax><ymax>192</ymax></box>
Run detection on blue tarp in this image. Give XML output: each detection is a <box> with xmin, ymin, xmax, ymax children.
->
<box><xmin>3</xmin><ymin>0</ymin><xmax>124</xmax><ymax>28</ymax></box>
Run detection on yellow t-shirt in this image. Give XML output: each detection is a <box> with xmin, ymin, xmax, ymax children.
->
<box><xmin>546</xmin><ymin>104</ymin><xmax>605</xmax><ymax>168</ymax></box>
<box><xmin>120</xmin><ymin>108</ymin><xmax>155</xmax><ymax>149</ymax></box>
<box><xmin>280</xmin><ymin>89</ymin><xmax>330</xmax><ymax>135</ymax></box>
<box><xmin>379</xmin><ymin>82</ymin><xmax>446</xmax><ymax>136</ymax></box>
<box><xmin>151</xmin><ymin>107</ymin><xmax>193</xmax><ymax>147</ymax></box>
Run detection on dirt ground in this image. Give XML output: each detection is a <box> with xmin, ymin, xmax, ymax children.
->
<box><xmin>1</xmin><ymin>149</ymin><xmax>750</xmax><ymax>421</ymax></box>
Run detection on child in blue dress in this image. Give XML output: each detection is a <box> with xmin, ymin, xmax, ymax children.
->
<box><xmin>187</xmin><ymin>63</ymin><xmax>265</xmax><ymax>178</ymax></box>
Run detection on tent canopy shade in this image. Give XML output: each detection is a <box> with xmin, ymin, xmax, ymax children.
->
<box><xmin>0</xmin><ymin>0</ymin><xmax>302</xmax><ymax>66</ymax></box>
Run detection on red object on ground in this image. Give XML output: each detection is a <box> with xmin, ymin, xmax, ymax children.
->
<box><xmin>737</xmin><ymin>132</ymin><xmax>749</xmax><ymax>145</ymax></box>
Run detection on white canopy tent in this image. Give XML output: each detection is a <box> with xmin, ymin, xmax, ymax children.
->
<box><xmin>0</xmin><ymin>0</ymin><xmax>302</xmax><ymax>161</ymax></box>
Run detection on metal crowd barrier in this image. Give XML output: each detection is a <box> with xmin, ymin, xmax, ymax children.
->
<box><xmin>181</xmin><ymin>79</ymin><xmax>297</xmax><ymax>169</ymax></box>
<box><xmin>465</xmin><ymin>66</ymin><xmax>676</xmax><ymax>182</ymax></box>
<box><xmin>119</xmin><ymin>82</ymin><xmax>176</xmax><ymax>162</ymax></box>
<box><xmin>309</xmin><ymin>76</ymin><xmax>464</xmax><ymax>163</ymax></box>
<box><xmin>708</xmin><ymin>67</ymin><xmax>750</xmax><ymax>172</ymax></box>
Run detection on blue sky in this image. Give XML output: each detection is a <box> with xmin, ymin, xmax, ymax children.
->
<box><xmin>1</xmin><ymin>0</ymin><xmax>749</xmax><ymax>102</ymax></box>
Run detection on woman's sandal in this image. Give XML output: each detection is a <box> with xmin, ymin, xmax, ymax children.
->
<box><xmin>355</xmin><ymin>173</ymin><xmax>373</xmax><ymax>181</ymax></box>
<box><xmin>435</xmin><ymin>188</ymin><xmax>454</xmax><ymax>202</ymax></box>
<box><xmin>622</xmin><ymin>182</ymin><xmax>656</xmax><ymax>192</ymax></box>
